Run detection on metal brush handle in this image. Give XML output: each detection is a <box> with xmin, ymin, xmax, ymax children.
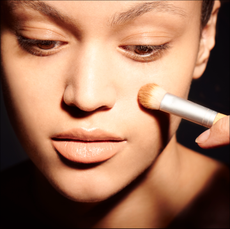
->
<box><xmin>160</xmin><ymin>93</ymin><xmax>217</xmax><ymax>128</ymax></box>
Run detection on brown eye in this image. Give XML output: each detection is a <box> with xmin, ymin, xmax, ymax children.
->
<box><xmin>37</xmin><ymin>41</ymin><xmax>56</xmax><ymax>50</ymax></box>
<box><xmin>118</xmin><ymin>43</ymin><xmax>169</xmax><ymax>62</ymax></box>
<box><xmin>134</xmin><ymin>46</ymin><xmax>153</xmax><ymax>55</ymax></box>
<box><xmin>121</xmin><ymin>45</ymin><xmax>155</xmax><ymax>56</ymax></box>
<box><xmin>17</xmin><ymin>36</ymin><xmax>66</xmax><ymax>57</ymax></box>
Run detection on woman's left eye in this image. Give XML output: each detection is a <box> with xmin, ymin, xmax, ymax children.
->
<box><xmin>119</xmin><ymin>44</ymin><xmax>169</xmax><ymax>62</ymax></box>
<box><xmin>124</xmin><ymin>45</ymin><xmax>156</xmax><ymax>56</ymax></box>
<box><xmin>17</xmin><ymin>36</ymin><xmax>65</xmax><ymax>56</ymax></box>
<box><xmin>36</xmin><ymin>40</ymin><xmax>57</xmax><ymax>50</ymax></box>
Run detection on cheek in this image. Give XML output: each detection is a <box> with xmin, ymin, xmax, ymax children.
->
<box><xmin>1</xmin><ymin>34</ymin><xmax>67</xmax><ymax>161</ymax></box>
<box><xmin>115</xmin><ymin>38</ymin><xmax>199</xmax><ymax>140</ymax></box>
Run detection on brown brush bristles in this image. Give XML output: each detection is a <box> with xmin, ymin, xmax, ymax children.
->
<box><xmin>138</xmin><ymin>83</ymin><xmax>167</xmax><ymax>110</ymax></box>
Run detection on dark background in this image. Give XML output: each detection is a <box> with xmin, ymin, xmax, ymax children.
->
<box><xmin>1</xmin><ymin>2</ymin><xmax>229</xmax><ymax>171</ymax></box>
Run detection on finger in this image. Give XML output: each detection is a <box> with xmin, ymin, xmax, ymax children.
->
<box><xmin>195</xmin><ymin>116</ymin><xmax>230</xmax><ymax>149</ymax></box>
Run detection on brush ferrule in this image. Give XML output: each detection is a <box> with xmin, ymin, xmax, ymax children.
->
<box><xmin>160</xmin><ymin>93</ymin><xmax>217</xmax><ymax>128</ymax></box>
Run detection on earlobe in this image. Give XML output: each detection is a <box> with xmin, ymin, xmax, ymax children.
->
<box><xmin>193</xmin><ymin>0</ymin><xmax>221</xmax><ymax>80</ymax></box>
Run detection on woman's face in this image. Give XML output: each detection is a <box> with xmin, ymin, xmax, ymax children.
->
<box><xmin>1</xmin><ymin>1</ymin><xmax>202</xmax><ymax>202</ymax></box>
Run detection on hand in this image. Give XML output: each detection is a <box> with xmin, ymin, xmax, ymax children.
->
<box><xmin>195</xmin><ymin>116</ymin><xmax>230</xmax><ymax>149</ymax></box>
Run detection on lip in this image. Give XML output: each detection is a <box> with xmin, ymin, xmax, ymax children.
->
<box><xmin>51</xmin><ymin>128</ymin><xmax>126</xmax><ymax>164</ymax></box>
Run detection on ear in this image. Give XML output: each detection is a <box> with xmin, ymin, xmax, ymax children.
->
<box><xmin>193</xmin><ymin>0</ymin><xmax>221</xmax><ymax>79</ymax></box>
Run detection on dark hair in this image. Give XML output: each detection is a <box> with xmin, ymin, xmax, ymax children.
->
<box><xmin>201</xmin><ymin>0</ymin><xmax>215</xmax><ymax>28</ymax></box>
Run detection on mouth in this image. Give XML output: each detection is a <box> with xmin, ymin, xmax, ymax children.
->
<box><xmin>51</xmin><ymin>128</ymin><xmax>126</xmax><ymax>164</ymax></box>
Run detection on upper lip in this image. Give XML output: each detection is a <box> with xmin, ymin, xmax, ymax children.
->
<box><xmin>51</xmin><ymin>128</ymin><xmax>125</xmax><ymax>142</ymax></box>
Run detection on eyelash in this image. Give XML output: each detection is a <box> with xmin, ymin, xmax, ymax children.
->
<box><xmin>17</xmin><ymin>35</ymin><xmax>169</xmax><ymax>62</ymax></box>
<box><xmin>17</xmin><ymin>36</ymin><xmax>65</xmax><ymax>57</ymax></box>
<box><xmin>118</xmin><ymin>44</ymin><xmax>170</xmax><ymax>62</ymax></box>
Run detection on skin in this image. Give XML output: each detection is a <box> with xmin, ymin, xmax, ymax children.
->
<box><xmin>0</xmin><ymin>1</ymin><xmax>228</xmax><ymax>228</ymax></box>
<box><xmin>196</xmin><ymin>116</ymin><xmax>230</xmax><ymax>148</ymax></box>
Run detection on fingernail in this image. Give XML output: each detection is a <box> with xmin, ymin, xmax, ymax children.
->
<box><xmin>195</xmin><ymin>129</ymin><xmax>211</xmax><ymax>144</ymax></box>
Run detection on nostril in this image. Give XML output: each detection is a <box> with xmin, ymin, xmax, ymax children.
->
<box><xmin>96</xmin><ymin>105</ymin><xmax>111</xmax><ymax>112</ymax></box>
<box><xmin>61</xmin><ymin>100</ymin><xmax>111</xmax><ymax>118</ymax></box>
<box><xmin>61</xmin><ymin>101</ymin><xmax>94</xmax><ymax>118</ymax></box>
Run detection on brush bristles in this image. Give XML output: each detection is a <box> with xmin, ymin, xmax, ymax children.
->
<box><xmin>138</xmin><ymin>83</ymin><xmax>167</xmax><ymax>110</ymax></box>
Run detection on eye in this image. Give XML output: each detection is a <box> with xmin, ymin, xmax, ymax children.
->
<box><xmin>118</xmin><ymin>44</ymin><xmax>170</xmax><ymax>62</ymax></box>
<box><xmin>124</xmin><ymin>45</ymin><xmax>156</xmax><ymax>56</ymax></box>
<box><xmin>17</xmin><ymin>36</ymin><xmax>66</xmax><ymax>57</ymax></box>
<box><xmin>36</xmin><ymin>40</ymin><xmax>57</xmax><ymax>50</ymax></box>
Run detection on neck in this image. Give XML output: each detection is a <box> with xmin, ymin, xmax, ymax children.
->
<box><xmin>33</xmin><ymin>136</ymin><xmax>187</xmax><ymax>228</ymax></box>
<box><xmin>94</xmin><ymin>135</ymin><xmax>183</xmax><ymax>228</ymax></box>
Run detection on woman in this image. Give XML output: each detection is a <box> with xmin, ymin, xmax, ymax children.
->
<box><xmin>1</xmin><ymin>1</ymin><xmax>229</xmax><ymax>228</ymax></box>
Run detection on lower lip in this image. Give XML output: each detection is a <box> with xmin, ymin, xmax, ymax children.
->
<box><xmin>52</xmin><ymin>140</ymin><xmax>126</xmax><ymax>164</ymax></box>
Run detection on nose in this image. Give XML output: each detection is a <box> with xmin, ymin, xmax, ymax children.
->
<box><xmin>63</xmin><ymin>44</ymin><xmax>116</xmax><ymax>112</ymax></box>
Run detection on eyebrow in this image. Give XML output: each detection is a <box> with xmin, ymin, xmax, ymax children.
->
<box><xmin>5</xmin><ymin>0</ymin><xmax>71</xmax><ymax>24</ymax></box>
<box><xmin>111</xmin><ymin>2</ymin><xmax>187</xmax><ymax>26</ymax></box>
<box><xmin>5</xmin><ymin>0</ymin><xmax>186</xmax><ymax>28</ymax></box>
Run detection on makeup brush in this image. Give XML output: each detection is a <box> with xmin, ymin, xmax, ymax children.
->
<box><xmin>138</xmin><ymin>83</ymin><xmax>226</xmax><ymax>128</ymax></box>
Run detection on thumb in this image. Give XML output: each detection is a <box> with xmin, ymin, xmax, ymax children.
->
<box><xmin>195</xmin><ymin>116</ymin><xmax>230</xmax><ymax>149</ymax></box>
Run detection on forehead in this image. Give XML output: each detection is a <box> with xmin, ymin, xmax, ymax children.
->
<box><xmin>4</xmin><ymin>1</ymin><xmax>202</xmax><ymax>27</ymax></box>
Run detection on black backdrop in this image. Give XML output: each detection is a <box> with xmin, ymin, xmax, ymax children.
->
<box><xmin>1</xmin><ymin>2</ymin><xmax>229</xmax><ymax>171</ymax></box>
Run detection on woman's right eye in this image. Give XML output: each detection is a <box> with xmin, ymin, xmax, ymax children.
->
<box><xmin>17</xmin><ymin>36</ymin><xmax>66</xmax><ymax>57</ymax></box>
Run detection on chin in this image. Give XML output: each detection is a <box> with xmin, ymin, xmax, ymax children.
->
<box><xmin>63</xmin><ymin>192</ymin><xmax>112</xmax><ymax>203</ymax></box>
<box><xmin>44</xmin><ymin>167</ymin><xmax>124</xmax><ymax>203</ymax></box>
<box><xmin>54</xmin><ymin>181</ymin><xmax>119</xmax><ymax>203</ymax></box>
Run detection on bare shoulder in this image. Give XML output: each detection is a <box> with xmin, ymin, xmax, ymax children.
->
<box><xmin>168</xmin><ymin>144</ymin><xmax>229</xmax><ymax>228</ymax></box>
<box><xmin>176</xmin><ymin>143</ymin><xmax>229</xmax><ymax>205</ymax></box>
<box><xmin>177</xmin><ymin>143</ymin><xmax>229</xmax><ymax>180</ymax></box>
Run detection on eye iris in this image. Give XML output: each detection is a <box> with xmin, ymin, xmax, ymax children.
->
<box><xmin>37</xmin><ymin>41</ymin><xmax>55</xmax><ymax>50</ymax></box>
<box><xmin>134</xmin><ymin>46</ymin><xmax>153</xmax><ymax>55</ymax></box>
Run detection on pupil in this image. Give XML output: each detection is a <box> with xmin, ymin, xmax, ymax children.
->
<box><xmin>37</xmin><ymin>41</ymin><xmax>55</xmax><ymax>50</ymax></box>
<box><xmin>135</xmin><ymin>46</ymin><xmax>152</xmax><ymax>55</ymax></box>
